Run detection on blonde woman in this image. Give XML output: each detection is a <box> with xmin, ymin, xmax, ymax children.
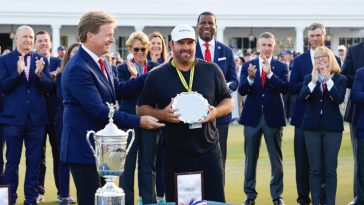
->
<box><xmin>299</xmin><ymin>46</ymin><xmax>347</xmax><ymax>205</ymax></box>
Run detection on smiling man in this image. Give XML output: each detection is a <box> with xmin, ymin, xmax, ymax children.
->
<box><xmin>195</xmin><ymin>11</ymin><xmax>238</xmax><ymax>174</ymax></box>
<box><xmin>60</xmin><ymin>11</ymin><xmax>164</xmax><ymax>205</ymax></box>
<box><xmin>137</xmin><ymin>24</ymin><xmax>234</xmax><ymax>202</ymax></box>
<box><xmin>34</xmin><ymin>30</ymin><xmax>65</xmax><ymax>203</ymax></box>
<box><xmin>0</xmin><ymin>25</ymin><xmax>52</xmax><ymax>205</ymax></box>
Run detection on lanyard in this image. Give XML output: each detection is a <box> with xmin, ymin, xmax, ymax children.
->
<box><xmin>171</xmin><ymin>60</ymin><xmax>195</xmax><ymax>92</ymax></box>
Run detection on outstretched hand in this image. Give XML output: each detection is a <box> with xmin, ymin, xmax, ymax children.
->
<box><xmin>139</xmin><ymin>115</ymin><xmax>165</xmax><ymax>129</ymax></box>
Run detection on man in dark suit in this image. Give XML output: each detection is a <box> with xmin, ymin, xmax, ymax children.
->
<box><xmin>350</xmin><ymin>67</ymin><xmax>364</xmax><ymax>205</ymax></box>
<box><xmin>290</xmin><ymin>23</ymin><xmax>341</xmax><ymax>205</ymax></box>
<box><xmin>0</xmin><ymin>25</ymin><xmax>52</xmax><ymax>205</ymax></box>
<box><xmin>342</xmin><ymin>42</ymin><xmax>364</xmax><ymax>205</ymax></box>
<box><xmin>34</xmin><ymin>30</ymin><xmax>64</xmax><ymax>203</ymax></box>
<box><xmin>195</xmin><ymin>11</ymin><xmax>238</xmax><ymax>171</ymax></box>
<box><xmin>239</xmin><ymin>32</ymin><xmax>288</xmax><ymax>205</ymax></box>
<box><xmin>60</xmin><ymin>11</ymin><xmax>164</xmax><ymax>205</ymax></box>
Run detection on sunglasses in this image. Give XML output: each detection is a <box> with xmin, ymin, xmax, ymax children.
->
<box><xmin>133</xmin><ymin>47</ymin><xmax>147</xmax><ymax>52</ymax></box>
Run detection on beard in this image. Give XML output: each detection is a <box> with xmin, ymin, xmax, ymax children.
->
<box><xmin>174</xmin><ymin>49</ymin><xmax>195</xmax><ymax>65</ymax></box>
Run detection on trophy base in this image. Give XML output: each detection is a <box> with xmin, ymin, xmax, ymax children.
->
<box><xmin>95</xmin><ymin>179</ymin><xmax>125</xmax><ymax>205</ymax></box>
<box><xmin>96</xmin><ymin>194</ymin><xmax>125</xmax><ymax>205</ymax></box>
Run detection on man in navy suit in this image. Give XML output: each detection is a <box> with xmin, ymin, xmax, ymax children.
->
<box><xmin>239</xmin><ymin>32</ymin><xmax>288</xmax><ymax>205</ymax></box>
<box><xmin>289</xmin><ymin>23</ymin><xmax>341</xmax><ymax>205</ymax></box>
<box><xmin>0</xmin><ymin>25</ymin><xmax>52</xmax><ymax>205</ymax></box>
<box><xmin>60</xmin><ymin>11</ymin><xmax>164</xmax><ymax>205</ymax></box>
<box><xmin>342</xmin><ymin>42</ymin><xmax>364</xmax><ymax>205</ymax></box>
<box><xmin>195</xmin><ymin>11</ymin><xmax>238</xmax><ymax>171</ymax></box>
<box><xmin>34</xmin><ymin>30</ymin><xmax>64</xmax><ymax>203</ymax></box>
<box><xmin>350</xmin><ymin>67</ymin><xmax>364</xmax><ymax>204</ymax></box>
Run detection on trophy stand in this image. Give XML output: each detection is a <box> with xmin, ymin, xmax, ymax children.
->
<box><xmin>95</xmin><ymin>176</ymin><xmax>125</xmax><ymax>205</ymax></box>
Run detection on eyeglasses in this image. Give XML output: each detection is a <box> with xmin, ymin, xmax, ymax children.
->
<box><xmin>133</xmin><ymin>47</ymin><xmax>147</xmax><ymax>52</ymax></box>
<box><xmin>314</xmin><ymin>55</ymin><xmax>329</xmax><ymax>60</ymax></box>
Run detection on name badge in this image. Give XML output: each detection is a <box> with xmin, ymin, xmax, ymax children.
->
<box><xmin>176</xmin><ymin>172</ymin><xmax>203</xmax><ymax>205</ymax></box>
<box><xmin>218</xmin><ymin>57</ymin><xmax>226</xmax><ymax>61</ymax></box>
<box><xmin>189</xmin><ymin>122</ymin><xmax>202</xmax><ymax>129</ymax></box>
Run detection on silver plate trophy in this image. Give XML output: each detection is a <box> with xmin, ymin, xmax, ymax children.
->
<box><xmin>86</xmin><ymin>102</ymin><xmax>135</xmax><ymax>205</ymax></box>
<box><xmin>172</xmin><ymin>91</ymin><xmax>209</xmax><ymax>124</ymax></box>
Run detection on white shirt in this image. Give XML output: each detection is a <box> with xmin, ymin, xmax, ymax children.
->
<box><xmin>247</xmin><ymin>55</ymin><xmax>273</xmax><ymax>85</ymax></box>
<box><xmin>310</xmin><ymin>48</ymin><xmax>315</xmax><ymax>67</ymax></box>
<box><xmin>198</xmin><ymin>37</ymin><xmax>215</xmax><ymax>61</ymax></box>
<box><xmin>82</xmin><ymin>44</ymin><xmax>102</xmax><ymax>70</ymax></box>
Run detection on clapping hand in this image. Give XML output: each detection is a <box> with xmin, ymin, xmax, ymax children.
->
<box><xmin>127</xmin><ymin>61</ymin><xmax>138</xmax><ymax>78</ymax></box>
<box><xmin>247</xmin><ymin>63</ymin><xmax>257</xmax><ymax>80</ymax></box>
<box><xmin>320</xmin><ymin>67</ymin><xmax>331</xmax><ymax>82</ymax></box>
<box><xmin>35</xmin><ymin>57</ymin><xmax>45</xmax><ymax>77</ymax></box>
<box><xmin>262</xmin><ymin>56</ymin><xmax>271</xmax><ymax>75</ymax></box>
<box><xmin>311</xmin><ymin>65</ymin><xmax>319</xmax><ymax>83</ymax></box>
<box><xmin>17</xmin><ymin>53</ymin><xmax>25</xmax><ymax>75</ymax></box>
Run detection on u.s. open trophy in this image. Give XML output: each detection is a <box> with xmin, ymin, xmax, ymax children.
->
<box><xmin>86</xmin><ymin>103</ymin><xmax>135</xmax><ymax>205</ymax></box>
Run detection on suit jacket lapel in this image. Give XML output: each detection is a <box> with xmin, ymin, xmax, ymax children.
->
<box><xmin>196</xmin><ymin>41</ymin><xmax>203</xmax><ymax>60</ymax></box>
<box><xmin>253</xmin><ymin>58</ymin><xmax>262</xmax><ymax>88</ymax></box>
<box><xmin>79</xmin><ymin>47</ymin><xmax>115</xmax><ymax>100</ymax></box>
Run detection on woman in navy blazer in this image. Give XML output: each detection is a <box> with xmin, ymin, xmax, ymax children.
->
<box><xmin>299</xmin><ymin>46</ymin><xmax>347</xmax><ymax>205</ymax></box>
<box><xmin>117</xmin><ymin>31</ymin><xmax>159</xmax><ymax>205</ymax></box>
<box><xmin>350</xmin><ymin>67</ymin><xmax>364</xmax><ymax>204</ymax></box>
<box><xmin>55</xmin><ymin>42</ymin><xmax>80</xmax><ymax>204</ymax></box>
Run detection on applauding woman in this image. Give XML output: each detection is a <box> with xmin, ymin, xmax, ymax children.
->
<box><xmin>299</xmin><ymin>46</ymin><xmax>347</xmax><ymax>205</ymax></box>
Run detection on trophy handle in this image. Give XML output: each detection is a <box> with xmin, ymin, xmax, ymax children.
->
<box><xmin>125</xmin><ymin>129</ymin><xmax>135</xmax><ymax>154</ymax></box>
<box><xmin>86</xmin><ymin>130</ymin><xmax>96</xmax><ymax>156</ymax></box>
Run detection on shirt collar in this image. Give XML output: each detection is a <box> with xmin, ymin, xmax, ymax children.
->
<box><xmin>198</xmin><ymin>37</ymin><xmax>215</xmax><ymax>49</ymax></box>
<box><xmin>258</xmin><ymin>55</ymin><xmax>272</xmax><ymax>66</ymax></box>
<box><xmin>81</xmin><ymin>44</ymin><xmax>101</xmax><ymax>66</ymax></box>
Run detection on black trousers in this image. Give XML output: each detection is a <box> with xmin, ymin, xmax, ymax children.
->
<box><xmin>38</xmin><ymin>122</ymin><xmax>59</xmax><ymax>195</ymax></box>
<box><xmin>294</xmin><ymin>127</ymin><xmax>310</xmax><ymax>204</ymax></box>
<box><xmin>164</xmin><ymin>145</ymin><xmax>225</xmax><ymax>203</ymax></box>
<box><xmin>69</xmin><ymin>163</ymin><xmax>105</xmax><ymax>205</ymax></box>
<box><xmin>216</xmin><ymin>123</ymin><xmax>229</xmax><ymax>169</ymax></box>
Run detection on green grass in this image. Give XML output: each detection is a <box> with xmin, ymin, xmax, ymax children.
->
<box><xmin>14</xmin><ymin>123</ymin><xmax>354</xmax><ymax>204</ymax></box>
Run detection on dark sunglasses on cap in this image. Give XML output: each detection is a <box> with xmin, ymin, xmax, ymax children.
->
<box><xmin>133</xmin><ymin>47</ymin><xmax>147</xmax><ymax>52</ymax></box>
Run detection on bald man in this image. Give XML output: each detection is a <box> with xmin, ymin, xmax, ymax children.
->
<box><xmin>0</xmin><ymin>25</ymin><xmax>52</xmax><ymax>205</ymax></box>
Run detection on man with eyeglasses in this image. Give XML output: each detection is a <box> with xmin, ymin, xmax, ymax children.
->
<box><xmin>289</xmin><ymin>23</ymin><xmax>341</xmax><ymax>205</ymax></box>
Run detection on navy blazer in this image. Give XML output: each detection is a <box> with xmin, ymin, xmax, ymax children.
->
<box><xmin>350</xmin><ymin>67</ymin><xmax>364</xmax><ymax>138</ymax></box>
<box><xmin>60</xmin><ymin>46</ymin><xmax>146</xmax><ymax>164</ymax></box>
<box><xmin>117</xmin><ymin>60</ymin><xmax>158</xmax><ymax>114</ymax></box>
<box><xmin>238</xmin><ymin>57</ymin><xmax>288</xmax><ymax>128</ymax></box>
<box><xmin>196</xmin><ymin>40</ymin><xmax>238</xmax><ymax>124</ymax></box>
<box><xmin>342</xmin><ymin>42</ymin><xmax>364</xmax><ymax>123</ymax></box>
<box><xmin>45</xmin><ymin>56</ymin><xmax>61</xmax><ymax>123</ymax></box>
<box><xmin>299</xmin><ymin>73</ymin><xmax>347</xmax><ymax>132</ymax></box>
<box><xmin>290</xmin><ymin>50</ymin><xmax>342</xmax><ymax>127</ymax></box>
<box><xmin>0</xmin><ymin>49</ymin><xmax>52</xmax><ymax>126</ymax></box>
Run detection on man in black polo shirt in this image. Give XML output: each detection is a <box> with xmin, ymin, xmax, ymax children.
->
<box><xmin>137</xmin><ymin>24</ymin><xmax>233</xmax><ymax>203</ymax></box>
